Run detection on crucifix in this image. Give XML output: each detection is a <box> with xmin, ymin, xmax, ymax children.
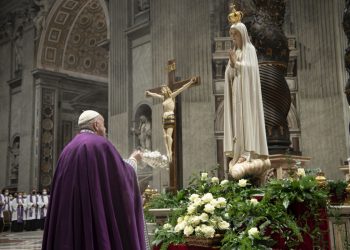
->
<box><xmin>145</xmin><ymin>59</ymin><xmax>200</xmax><ymax>192</ymax></box>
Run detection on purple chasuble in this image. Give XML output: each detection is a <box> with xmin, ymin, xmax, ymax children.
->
<box><xmin>42</xmin><ymin>133</ymin><xmax>146</xmax><ymax>250</ymax></box>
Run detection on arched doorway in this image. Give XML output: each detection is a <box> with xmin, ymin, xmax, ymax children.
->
<box><xmin>33</xmin><ymin>0</ymin><xmax>109</xmax><ymax>190</ymax></box>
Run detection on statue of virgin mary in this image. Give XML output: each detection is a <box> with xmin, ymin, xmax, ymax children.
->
<box><xmin>224</xmin><ymin>7</ymin><xmax>269</xmax><ymax>170</ymax></box>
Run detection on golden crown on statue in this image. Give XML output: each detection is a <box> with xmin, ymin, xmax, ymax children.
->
<box><xmin>227</xmin><ymin>3</ymin><xmax>243</xmax><ymax>25</ymax></box>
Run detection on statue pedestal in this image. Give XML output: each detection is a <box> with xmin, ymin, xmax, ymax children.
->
<box><xmin>261</xmin><ymin>154</ymin><xmax>311</xmax><ymax>183</ymax></box>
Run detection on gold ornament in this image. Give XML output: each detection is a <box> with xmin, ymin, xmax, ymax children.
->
<box><xmin>315</xmin><ymin>171</ymin><xmax>327</xmax><ymax>187</ymax></box>
<box><xmin>227</xmin><ymin>4</ymin><xmax>243</xmax><ymax>25</ymax></box>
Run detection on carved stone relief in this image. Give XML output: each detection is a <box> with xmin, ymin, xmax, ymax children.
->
<box><xmin>32</xmin><ymin>0</ymin><xmax>49</xmax><ymax>40</ymax></box>
<box><xmin>39</xmin><ymin>88</ymin><xmax>56</xmax><ymax>190</ymax></box>
<box><xmin>132</xmin><ymin>104</ymin><xmax>152</xmax><ymax>151</ymax></box>
<box><xmin>8</xmin><ymin>136</ymin><xmax>20</xmax><ymax>186</ymax></box>
<box><xmin>40</xmin><ymin>0</ymin><xmax>108</xmax><ymax>78</ymax></box>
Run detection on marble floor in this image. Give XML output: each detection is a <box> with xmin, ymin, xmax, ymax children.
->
<box><xmin>0</xmin><ymin>230</ymin><xmax>43</xmax><ymax>250</ymax></box>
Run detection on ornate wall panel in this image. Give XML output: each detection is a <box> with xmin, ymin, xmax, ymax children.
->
<box><xmin>39</xmin><ymin>0</ymin><xmax>108</xmax><ymax>78</ymax></box>
<box><xmin>39</xmin><ymin>88</ymin><xmax>56</xmax><ymax>190</ymax></box>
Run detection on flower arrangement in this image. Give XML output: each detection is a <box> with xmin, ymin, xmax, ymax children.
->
<box><xmin>150</xmin><ymin>168</ymin><xmax>330</xmax><ymax>250</ymax></box>
<box><xmin>174</xmin><ymin>192</ymin><xmax>230</xmax><ymax>238</ymax></box>
<box><xmin>142</xmin><ymin>150</ymin><xmax>169</xmax><ymax>169</ymax></box>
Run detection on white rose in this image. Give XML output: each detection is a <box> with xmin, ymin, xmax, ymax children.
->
<box><xmin>189</xmin><ymin>216</ymin><xmax>201</xmax><ymax>226</ymax></box>
<box><xmin>184</xmin><ymin>215</ymin><xmax>190</xmax><ymax>222</ymax></box>
<box><xmin>177</xmin><ymin>216</ymin><xmax>184</xmax><ymax>223</ymax></box>
<box><xmin>200</xmin><ymin>213</ymin><xmax>209</xmax><ymax>222</ymax></box>
<box><xmin>184</xmin><ymin>225</ymin><xmax>194</xmax><ymax>236</ymax></box>
<box><xmin>220</xmin><ymin>180</ymin><xmax>229</xmax><ymax>186</ymax></box>
<box><xmin>193</xmin><ymin>197</ymin><xmax>202</xmax><ymax>207</ymax></box>
<box><xmin>187</xmin><ymin>205</ymin><xmax>196</xmax><ymax>214</ymax></box>
<box><xmin>211</xmin><ymin>177</ymin><xmax>219</xmax><ymax>184</ymax></box>
<box><xmin>224</xmin><ymin>213</ymin><xmax>230</xmax><ymax>219</ymax></box>
<box><xmin>189</xmin><ymin>194</ymin><xmax>200</xmax><ymax>202</ymax></box>
<box><xmin>210</xmin><ymin>199</ymin><xmax>219</xmax><ymax>208</ymax></box>
<box><xmin>217</xmin><ymin>197</ymin><xmax>227</xmax><ymax>208</ymax></box>
<box><xmin>201</xmin><ymin>172</ymin><xmax>208</xmax><ymax>181</ymax></box>
<box><xmin>195</xmin><ymin>226</ymin><xmax>202</xmax><ymax>234</ymax></box>
<box><xmin>297</xmin><ymin>168</ymin><xmax>305</xmax><ymax>177</ymax></box>
<box><xmin>163</xmin><ymin>223</ymin><xmax>172</xmax><ymax>230</ymax></box>
<box><xmin>202</xmin><ymin>225</ymin><xmax>215</xmax><ymax>238</ymax></box>
<box><xmin>174</xmin><ymin>221</ymin><xmax>186</xmax><ymax>232</ymax></box>
<box><xmin>248</xmin><ymin>227</ymin><xmax>259</xmax><ymax>238</ymax></box>
<box><xmin>250</xmin><ymin>198</ymin><xmax>259</xmax><ymax>206</ymax></box>
<box><xmin>238</xmin><ymin>179</ymin><xmax>248</xmax><ymax>187</ymax></box>
<box><xmin>204</xmin><ymin>203</ymin><xmax>215</xmax><ymax>214</ymax></box>
<box><xmin>201</xmin><ymin>193</ymin><xmax>214</xmax><ymax>203</ymax></box>
<box><xmin>218</xmin><ymin>221</ymin><xmax>230</xmax><ymax>230</ymax></box>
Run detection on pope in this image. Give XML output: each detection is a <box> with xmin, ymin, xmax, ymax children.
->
<box><xmin>42</xmin><ymin>110</ymin><xmax>147</xmax><ymax>250</ymax></box>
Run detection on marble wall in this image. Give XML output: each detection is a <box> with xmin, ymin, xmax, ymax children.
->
<box><xmin>0</xmin><ymin>40</ymin><xmax>11</xmax><ymax>190</ymax></box>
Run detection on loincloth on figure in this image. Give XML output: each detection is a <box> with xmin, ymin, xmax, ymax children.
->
<box><xmin>163</xmin><ymin>113</ymin><xmax>175</xmax><ymax>129</ymax></box>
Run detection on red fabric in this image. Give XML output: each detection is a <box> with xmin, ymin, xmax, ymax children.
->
<box><xmin>153</xmin><ymin>244</ymin><xmax>219</xmax><ymax>250</ymax></box>
<box><xmin>273</xmin><ymin>203</ymin><xmax>331</xmax><ymax>250</ymax></box>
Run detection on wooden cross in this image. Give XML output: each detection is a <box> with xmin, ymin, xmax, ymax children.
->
<box><xmin>146</xmin><ymin>59</ymin><xmax>200</xmax><ymax>192</ymax></box>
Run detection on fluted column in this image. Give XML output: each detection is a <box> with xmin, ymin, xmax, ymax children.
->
<box><xmin>245</xmin><ymin>0</ymin><xmax>291</xmax><ymax>153</ymax></box>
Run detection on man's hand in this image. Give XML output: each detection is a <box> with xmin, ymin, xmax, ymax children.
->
<box><xmin>130</xmin><ymin>150</ymin><xmax>143</xmax><ymax>162</ymax></box>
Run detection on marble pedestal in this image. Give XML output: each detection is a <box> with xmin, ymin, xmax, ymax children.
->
<box><xmin>260</xmin><ymin>154</ymin><xmax>311</xmax><ymax>184</ymax></box>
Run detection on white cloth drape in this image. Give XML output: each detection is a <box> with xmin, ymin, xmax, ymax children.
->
<box><xmin>224</xmin><ymin>22</ymin><xmax>269</xmax><ymax>164</ymax></box>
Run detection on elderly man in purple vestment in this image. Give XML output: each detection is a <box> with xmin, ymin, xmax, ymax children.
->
<box><xmin>42</xmin><ymin>110</ymin><xmax>147</xmax><ymax>250</ymax></box>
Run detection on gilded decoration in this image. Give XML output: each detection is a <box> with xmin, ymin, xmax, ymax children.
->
<box><xmin>40</xmin><ymin>0</ymin><xmax>108</xmax><ymax>78</ymax></box>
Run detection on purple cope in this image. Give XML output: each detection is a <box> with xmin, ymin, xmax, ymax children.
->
<box><xmin>42</xmin><ymin>132</ymin><xmax>146</xmax><ymax>250</ymax></box>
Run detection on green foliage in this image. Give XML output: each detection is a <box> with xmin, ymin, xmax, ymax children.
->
<box><xmin>149</xmin><ymin>171</ymin><xmax>330</xmax><ymax>249</ymax></box>
<box><xmin>152</xmin><ymin>224</ymin><xmax>184</xmax><ymax>250</ymax></box>
<box><xmin>145</xmin><ymin>193</ymin><xmax>181</xmax><ymax>209</ymax></box>
<box><xmin>264</xmin><ymin>175</ymin><xmax>328</xmax><ymax>209</ymax></box>
<box><xmin>328</xmin><ymin>180</ymin><xmax>348</xmax><ymax>200</ymax></box>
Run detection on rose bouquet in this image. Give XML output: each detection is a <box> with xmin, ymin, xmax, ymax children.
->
<box><xmin>174</xmin><ymin>192</ymin><xmax>230</xmax><ymax>238</ymax></box>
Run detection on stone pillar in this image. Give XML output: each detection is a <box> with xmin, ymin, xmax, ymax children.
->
<box><xmin>344</xmin><ymin>0</ymin><xmax>350</xmax><ymax>118</ymax></box>
<box><xmin>38</xmin><ymin>87</ymin><xmax>57</xmax><ymax>190</ymax></box>
<box><xmin>244</xmin><ymin>0</ymin><xmax>291</xmax><ymax>154</ymax></box>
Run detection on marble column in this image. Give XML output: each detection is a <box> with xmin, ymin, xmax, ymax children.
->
<box><xmin>344</xmin><ymin>0</ymin><xmax>350</xmax><ymax>111</ymax></box>
<box><xmin>245</xmin><ymin>0</ymin><xmax>291</xmax><ymax>154</ymax></box>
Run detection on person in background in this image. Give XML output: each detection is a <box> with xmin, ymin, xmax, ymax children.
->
<box><xmin>38</xmin><ymin>188</ymin><xmax>49</xmax><ymax>230</ymax></box>
<box><xmin>10</xmin><ymin>192</ymin><xmax>24</xmax><ymax>232</ymax></box>
<box><xmin>0</xmin><ymin>190</ymin><xmax>4</xmax><ymax>232</ymax></box>
<box><xmin>25</xmin><ymin>188</ymin><xmax>39</xmax><ymax>231</ymax></box>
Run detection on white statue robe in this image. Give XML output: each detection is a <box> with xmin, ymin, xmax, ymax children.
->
<box><xmin>224</xmin><ymin>22</ymin><xmax>269</xmax><ymax>164</ymax></box>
